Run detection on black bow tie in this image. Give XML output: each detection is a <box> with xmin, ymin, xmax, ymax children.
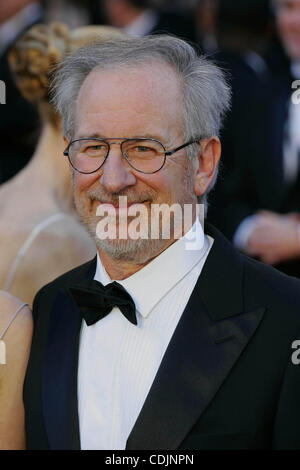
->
<box><xmin>68</xmin><ymin>280</ymin><xmax>137</xmax><ymax>326</ymax></box>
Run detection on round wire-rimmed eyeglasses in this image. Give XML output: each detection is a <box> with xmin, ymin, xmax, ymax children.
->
<box><xmin>63</xmin><ymin>137</ymin><xmax>201</xmax><ymax>175</ymax></box>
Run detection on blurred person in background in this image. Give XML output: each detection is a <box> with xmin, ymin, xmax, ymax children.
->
<box><xmin>0</xmin><ymin>22</ymin><xmax>129</xmax><ymax>306</ymax></box>
<box><xmin>208</xmin><ymin>0</ymin><xmax>300</xmax><ymax>277</ymax></box>
<box><xmin>0</xmin><ymin>291</ymin><xmax>32</xmax><ymax>449</ymax></box>
<box><xmin>0</xmin><ymin>0</ymin><xmax>42</xmax><ymax>183</ymax></box>
<box><xmin>0</xmin><ymin>0</ymin><xmax>95</xmax><ymax>184</ymax></box>
<box><xmin>211</xmin><ymin>0</ymin><xmax>272</xmax><ymax>186</ymax></box>
<box><xmin>273</xmin><ymin>0</ymin><xmax>300</xmax><ymax>70</ymax></box>
<box><xmin>43</xmin><ymin>0</ymin><xmax>90</xmax><ymax>28</ymax></box>
<box><xmin>195</xmin><ymin>0</ymin><xmax>218</xmax><ymax>52</ymax></box>
<box><xmin>0</xmin><ymin>1</ymin><xmax>42</xmax><ymax>53</ymax></box>
<box><xmin>101</xmin><ymin>0</ymin><xmax>197</xmax><ymax>43</ymax></box>
<box><xmin>207</xmin><ymin>0</ymin><xmax>272</xmax><ymax>173</ymax></box>
<box><xmin>0</xmin><ymin>22</ymin><xmax>127</xmax><ymax>451</ymax></box>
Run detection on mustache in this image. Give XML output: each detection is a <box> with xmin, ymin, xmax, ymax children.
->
<box><xmin>87</xmin><ymin>188</ymin><xmax>157</xmax><ymax>205</ymax></box>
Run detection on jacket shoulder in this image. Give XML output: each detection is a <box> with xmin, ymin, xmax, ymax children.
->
<box><xmin>33</xmin><ymin>256</ymin><xmax>97</xmax><ymax>307</ymax></box>
<box><xmin>243</xmin><ymin>254</ymin><xmax>300</xmax><ymax>325</ymax></box>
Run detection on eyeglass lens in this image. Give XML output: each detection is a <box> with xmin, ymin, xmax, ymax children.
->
<box><xmin>68</xmin><ymin>139</ymin><xmax>166</xmax><ymax>174</ymax></box>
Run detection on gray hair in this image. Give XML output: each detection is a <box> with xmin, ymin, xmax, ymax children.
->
<box><xmin>52</xmin><ymin>35</ymin><xmax>231</xmax><ymax>205</ymax></box>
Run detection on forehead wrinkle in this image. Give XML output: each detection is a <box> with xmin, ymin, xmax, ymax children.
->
<box><xmin>76</xmin><ymin>103</ymin><xmax>177</xmax><ymax>146</ymax></box>
<box><xmin>75</xmin><ymin>63</ymin><xmax>184</xmax><ymax>146</ymax></box>
<box><xmin>77</xmin><ymin>61</ymin><xmax>182</xmax><ymax>111</ymax></box>
<box><xmin>74</xmin><ymin>117</ymin><xmax>176</xmax><ymax>150</ymax></box>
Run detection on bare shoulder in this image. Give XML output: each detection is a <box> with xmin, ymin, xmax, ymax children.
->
<box><xmin>25</xmin><ymin>213</ymin><xmax>96</xmax><ymax>279</ymax></box>
<box><xmin>0</xmin><ymin>292</ymin><xmax>32</xmax><ymax>450</ymax></box>
<box><xmin>0</xmin><ymin>292</ymin><xmax>32</xmax><ymax>375</ymax></box>
<box><xmin>2</xmin><ymin>213</ymin><xmax>96</xmax><ymax>306</ymax></box>
<box><xmin>0</xmin><ymin>291</ymin><xmax>32</xmax><ymax>334</ymax></box>
<box><xmin>55</xmin><ymin>213</ymin><xmax>96</xmax><ymax>254</ymax></box>
<box><xmin>33</xmin><ymin>212</ymin><xmax>95</xmax><ymax>262</ymax></box>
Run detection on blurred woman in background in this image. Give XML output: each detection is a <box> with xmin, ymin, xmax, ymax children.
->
<box><xmin>0</xmin><ymin>22</ymin><xmax>126</xmax><ymax>306</ymax></box>
<box><xmin>0</xmin><ymin>291</ymin><xmax>31</xmax><ymax>449</ymax></box>
<box><xmin>0</xmin><ymin>22</ymin><xmax>127</xmax><ymax>449</ymax></box>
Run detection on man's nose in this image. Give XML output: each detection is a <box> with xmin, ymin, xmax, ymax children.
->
<box><xmin>99</xmin><ymin>144</ymin><xmax>137</xmax><ymax>193</ymax></box>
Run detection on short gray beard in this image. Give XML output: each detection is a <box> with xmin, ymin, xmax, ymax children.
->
<box><xmin>94</xmin><ymin>234</ymin><xmax>167</xmax><ymax>264</ymax></box>
<box><xmin>73</xmin><ymin>159</ymin><xmax>199</xmax><ymax>264</ymax></box>
<box><xmin>74</xmin><ymin>185</ymin><xmax>166</xmax><ymax>264</ymax></box>
<box><xmin>75</xmin><ymin>205</ymin><xmax>183</xmax><ymax>264</ymax></box>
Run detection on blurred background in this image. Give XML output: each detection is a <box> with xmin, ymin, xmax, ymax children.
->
<box><xmin>1</xmin><ymin>0</ymin><xmax>300</xmax><ymax>279</ymax></box>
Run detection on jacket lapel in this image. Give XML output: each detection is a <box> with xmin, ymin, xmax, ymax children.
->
<box><xmin>126</xmin><ymin>224</ymin><xmax>265</xmax><ymax>449</ymax></box>
<box><xmin>42</xmin><ymin>257</ymin><xmax>97</xmax><ymax>450</ymax></box>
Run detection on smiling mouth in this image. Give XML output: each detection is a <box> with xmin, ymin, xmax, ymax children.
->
<box><xmin>96</xmin><ymin>200</ymin><xmax>149</xmax><ymax>208</ymax></box>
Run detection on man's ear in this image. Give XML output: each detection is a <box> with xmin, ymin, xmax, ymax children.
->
<box><xmin>63</xmin><ymin>136</ymin><xmax>69</xmax><ymax>147</ymax></box>
<box><xmin>193</xmin><ymin>137</ymin><xmax>221</xmax><ymax>197</ymax></box>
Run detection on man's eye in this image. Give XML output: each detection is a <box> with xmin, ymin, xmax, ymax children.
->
<box><xmin>135</xmin><ymin>146</ymin><xmax>154</xmax><ymax>153</ymax></box>
<box><xmin>85</xmin><ymin>145</ymin><xmax>105</xmax><ymax>152</ymax></box>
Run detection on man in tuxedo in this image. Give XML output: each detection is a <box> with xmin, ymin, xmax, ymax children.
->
<box><xmin>24</xmin><ymin>35</ymin><xmax>300</xmax><ymax>450</ymax></box>
<box><xmin>208</xmin><ymin>0</ymin><xmax>300</xmax><ymax>277</ymax></box>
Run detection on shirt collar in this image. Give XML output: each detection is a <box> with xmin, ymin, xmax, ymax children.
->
<box><xmin>94</xmin><ymin>219</ymin><xmax>213</xmax><ymax>318</ymax></box>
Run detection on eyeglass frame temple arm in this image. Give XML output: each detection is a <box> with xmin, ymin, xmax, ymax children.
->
<box><xmin>164</xmin><ymin>139</ymin><xmax>201</xmax><ymax>156</ymax></box>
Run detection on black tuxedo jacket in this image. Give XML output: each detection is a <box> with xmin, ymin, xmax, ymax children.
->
<box><xmin>24</xmin><ymin>224</ymin><xmax>300</xmax><ymax>449</ymax></box>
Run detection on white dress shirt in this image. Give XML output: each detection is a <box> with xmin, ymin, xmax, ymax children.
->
<box><xmin>78</xmin><ymin>220</ymin><xmax>213</xmax><ymax>450</ymax></box>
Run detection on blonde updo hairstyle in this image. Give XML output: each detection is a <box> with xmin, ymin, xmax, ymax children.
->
<box><xmin>8</xmin><ymin>22</ymin><xmax>128</xmax><ymax>128</ymax></box>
